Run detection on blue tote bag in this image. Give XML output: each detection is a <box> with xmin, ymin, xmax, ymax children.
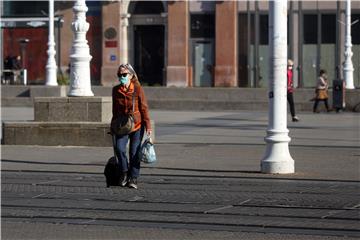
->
<box><xmin>139</xmin><ymin>135</ymin><xmax>157</xmax><ymax>164</ymax></box>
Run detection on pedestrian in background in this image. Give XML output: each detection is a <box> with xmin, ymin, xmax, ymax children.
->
<box><xmin>287</xmin><ymin>59</ymin><xmax>300</xmax><ymax>122</ymax></box>
<box><xmin>111</xmin><ymin>63</ymin><xmax>152</xmax><ymax>189</ymax></box>
<box><xmin>313</xmin><ymin>69</ymin><xmax>330</xmax><ymax>113</ymax></box>
<box><xmin>3</xmin><ymin>55</ymin><xmax>21</xmax><ymax>83</ymax></box>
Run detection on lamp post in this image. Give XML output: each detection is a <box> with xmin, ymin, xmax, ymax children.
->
<box><xmin>68</xmin><ymin>0</ymin><xmax>94</xmax><ymax>96</ymax></box>
<box><xmin>19</xmin><ymin>38</ymin><xmax>29</xmax><ymax>85</ymax></box>
<box><xmin>45</xmin><ymin>0</ymin><xmax>58</xmax><ymax>86</ymax></box>
<box><xmin>261</xmin><ymin>0</ymin><xmax>294</xmax><ymax>174</ymax></box>
<box><xmin>343</xmin><ymin>0</ymin><xmax>355</xmax><ymax>89</ymax></box>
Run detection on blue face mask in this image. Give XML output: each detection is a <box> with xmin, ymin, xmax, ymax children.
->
<box><xmin>119</xmin><ymin>76</ymin><xmax>129</xmax><ymax>85</ymax></box>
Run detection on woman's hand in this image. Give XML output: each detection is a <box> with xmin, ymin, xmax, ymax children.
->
<box><xmin>146</xmin><ymin>129</ymin><xmax>152</xmax><ymax>136</ymax></box>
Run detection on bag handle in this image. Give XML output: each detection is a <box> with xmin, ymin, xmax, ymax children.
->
<box><xmin>111</xmin><ymin>133</ymin><xmax>119</xmax><ymax>164</ymax></box>
<box><xmin>144</xmin><ymin>131</ymin><xmax>153</xmax><ymax>144</ymax></box>
<box><xmin>131</xmin><ymin>85</ymin><xmax>136</xmax><ymax>114</ymax></box>
<box><xmin>124</xmin><ymin>84</ymin><xmax>136</xmax><ymax>115</ymax></box>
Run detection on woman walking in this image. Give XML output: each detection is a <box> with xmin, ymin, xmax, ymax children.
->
<box><xmin>111</xmin><ymin>63</ymin><xmax>152</xmax><ymax>189</ymax></box>
<box><xmin>313</xmin><ymin>69</ymin><xmax>330</xmax><ymax>113</ymax></box>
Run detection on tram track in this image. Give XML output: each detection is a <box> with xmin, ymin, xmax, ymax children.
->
<box><xmin>2</xmin><ymin>171</ymin><xmax>360</xmax><ymax>238</ymax></box>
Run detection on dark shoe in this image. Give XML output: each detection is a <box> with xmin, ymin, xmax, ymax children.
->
<box><xmin>292</xmin><ymin>116</ymin><xmax>300</xmax><ymax>122</ymax></box>
<box><xmin>119</xmin><ymin>172</ymin><xmax>128</xmax><ymax>187</ymax></box>
<box><xmin>313</xmin><ymin>110</ymin><xmax>320</xmax><ymax>113</ymax></box>
<box><xmin>128</xmin><ymin>177</ymin><xmax>138</xmax><ymax>189</ymax></box>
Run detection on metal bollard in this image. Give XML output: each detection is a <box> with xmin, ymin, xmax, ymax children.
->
<box><xmin>21</xmin><ymin>69</ymin><xmax>27</xmax><ymax>85</ymax></box>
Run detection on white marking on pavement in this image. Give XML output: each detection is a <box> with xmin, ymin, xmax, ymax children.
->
<box><xmin>32</xmin><ymin>180</ymin><xmax>61</xmax><ymax>185</ymax></box>
<box><xmin>79</xmin><ymin>219</ymin><xmax>96</xmax><ymax>224</ymax></box>
<box><xmin>129</xmin><ymin>196</ymin><xmax>144</xmax><ymax>202</ymax></box>
<box><xmin>238</xmin><ymin>199</ymin><xmax>251</xmax><ymax>205</ymax></box>
<box><xmin>32</xmin><ymin>193</ymin><xmax>46</xmax><ymax>199</ymax></box>
<box><xmin>350</xmin><ymin>203</ymin><xmax>360</xmax><ymax>209</ymax></box>
<box><xmin>204</xmin><ymin>205</ymin><xmax>233</xmax><ymax>214</ymax></box>
<box><xmin>321</xmin><ymin>210</ymin><xmax>344</xmax><ymax>219</ymax></box>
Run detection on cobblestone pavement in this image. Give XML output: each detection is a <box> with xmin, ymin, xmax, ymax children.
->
<box><xmin>2</xmin><ymin>170</ymin><xmax>360</xmax><ymax>239</ymax></box>
<box><xmin>1</xmin><ymin>109</ymin><xmax>360</xmax><ymax>239</ymax></box>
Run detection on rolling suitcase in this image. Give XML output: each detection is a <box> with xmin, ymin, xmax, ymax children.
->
<box><xmin>104</xmin><ymin>134</ymin><xmax>120</xmax><ymax>187</ymax></box>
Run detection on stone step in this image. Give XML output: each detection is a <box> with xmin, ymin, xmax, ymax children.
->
<box><xmin>147</xmin><ymin>99</ymin><xmax>323</xmax><ymax>111</ymax></box>
<box><xmin>2</xmin><ymin>121</ymin><xmax>155</xmax><ymax>147</ymax></box>
<box><xmin>0</xmin><ymin>97</ymin><xmax>348</xmax><ymax>112</ymax></box>
<box><xmin>1</xmin><ymin>86</ymin><xmax>359</xmax><ymax>111</ymax></box>
<box><xmin>2</xmin><ymin>122</ymin><xmax>112</xmax><ymax>147</ymax></box>
<box><xmin>1</xmin><ymin>97</ymin><xmax>33</xmax><ymax>107</ymax></box>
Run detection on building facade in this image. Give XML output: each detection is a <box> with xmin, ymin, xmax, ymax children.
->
<box><xmin>2</xmin><ymin>1</ymin><xmax>359</xmax><ymax>88</ymax></box>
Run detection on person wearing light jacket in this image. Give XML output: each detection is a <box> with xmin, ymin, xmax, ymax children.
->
<box><xmin>313</xmin><ymin>69</ymin><xmax>331</xmax><ymax>113</ymax></box>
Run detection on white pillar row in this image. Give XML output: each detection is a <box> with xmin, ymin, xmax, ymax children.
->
<box><xmin>45</xmin><ymin>0</ymin><xmax>58</xmax><ymax>86</ymax></box>
<box><xmin>343</xmin><ymin>0</ymin><xmax>355</xmax><ymax>89</ymax></box>
<box><xmin>68</xmin><ymin>0</ymin><xmax>94</xmax><ymax>96</ymax></box>
<box><xmin>261</xmin><ymin>0</ymin><xmax>294</xmax><ymax>174</ymax></box>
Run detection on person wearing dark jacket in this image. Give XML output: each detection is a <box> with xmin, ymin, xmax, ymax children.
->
<box><xmin>111</xmin><ymin>63</ymin><xmax>152</xmax><ymax>189</ymax></box>
<box><xmin>287</xmin><ymin>59</ymin><xmax>299</xmax><ymax>122</ymax></box>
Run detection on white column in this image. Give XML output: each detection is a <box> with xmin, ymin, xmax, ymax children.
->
<box><xmin>261</xmin><ymin>0</ymin><xmax>294</xmax><ymax>174</ymax></box>
<box><xmin>120</xmin><ymin>13</ymin><xmax>130</xmax><ymax>64</ymax></box>
<box><xmin>68</xmin><ymin>0</ymin><xmax>94</xmax><ymax>96</ymax></box>
<box><xmin>343</xmin><ymin>0</ymin><xmax>355</xmax><ymax>89</ymax></box>
<box><xmin>120</xmin><ymin>0</ymin><xmax>130</xmax><ymax>64</ymax></box>
<box><xmin>45</xmin><ymin>0</ymin><xmax>58</xmax><ymax>86</ymax></box>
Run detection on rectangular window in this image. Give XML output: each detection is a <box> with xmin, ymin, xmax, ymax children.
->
<box><xmin>321</xmin><ymin>14</ymin><xmax>336</xmax><ymax>43</ymax></box>
<box><xmin>352</xmin><ymin>14</ymin><xmax>360</xmax><ymax>44</ymax></box>
<box><xmin>303</xmin><ymin>14</ymin><xmax>318</xmax><ymax>44</ymax></box>
<box><xmin>3</xmin><ymin>1</ymin><xmax>48</xmax><ymax>17</ymax></box>
<box><xmin>259</xmin><ymin>15</ymin><xmax>268</xmax><ymax>45</ymax></box>
<box><xmin>250</xmin><ymin>14</ymin><xmax>255</xmax><ymax>45</ymax></box>
<box><xmin>238</xmin><ymin>13</ymin><xmax>248</xmax><ymax>87</ymax></box>
<box><xmin>190</xmin><ymin>14</ymin><xmax>215</xmax><ymax>38</ymax></box>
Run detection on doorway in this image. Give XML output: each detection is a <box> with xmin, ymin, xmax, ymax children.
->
<box><xmin>134</xmin><ymin>25</ymin><xmax>164</xmax><ymax>86</ymax></box>
<box><xmin>246</xmin><ymin>13</ymin><xmax>269</xmax><ymax>88</ymax></box>
<box><xmin>193</xmin><ymin>41</ymin><xmax>214</xmax><ymax>87</ymax></box>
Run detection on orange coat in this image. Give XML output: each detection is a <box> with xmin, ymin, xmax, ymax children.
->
<box><xmin>111</xmin><ymin>80</ymin><xmax>151</xmax><ymax>132</ymax></box>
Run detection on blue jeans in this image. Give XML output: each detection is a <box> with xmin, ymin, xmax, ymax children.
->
<box><xmin>115</xmin><ymin>127</ymin><xmax>144</xmax><ymax>178</ymax></box>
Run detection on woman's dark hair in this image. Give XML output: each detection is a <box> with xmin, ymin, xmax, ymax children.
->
<box><xmin>319</xmin><ymin>69</ymin><xmax>327</xmax><ymax>75</ymax></box>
